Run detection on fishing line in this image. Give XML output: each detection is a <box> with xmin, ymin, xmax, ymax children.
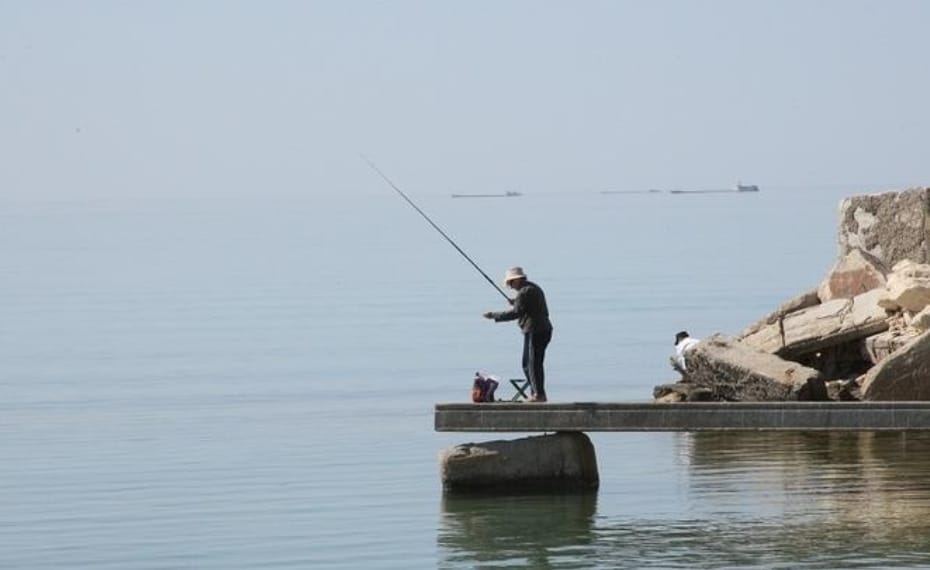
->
<box><xmin>360</xmin><ymin>154</ymin><xmax>510</xmax><ymax>301</ymax></box>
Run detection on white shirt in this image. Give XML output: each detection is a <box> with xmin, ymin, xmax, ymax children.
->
<box><xmin>674</xmin><ymin>337</ymin><xmax>700</xmax><ymax>370</ymax></box>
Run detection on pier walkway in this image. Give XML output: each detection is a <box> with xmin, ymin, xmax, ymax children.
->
<box><xmin>435</xmin><ymin>402</ymin><xmax>930</xmax><ymax>432</ymax></box>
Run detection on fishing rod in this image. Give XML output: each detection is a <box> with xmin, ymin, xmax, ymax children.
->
<box><xmin>360</xmin><ymin>154</ymin><xmax>510</xmax><ymax>301</ymax></box>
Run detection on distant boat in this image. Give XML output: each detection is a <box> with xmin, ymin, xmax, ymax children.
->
<box><xmin>451</xmin><ymin>191</ymin><xmax>522</xmax><ymax>198</ymax></box>
<box><xmin>670</xmin><ymin>182</ymin><xmax>761</xmax><ymax>195</ymax></box>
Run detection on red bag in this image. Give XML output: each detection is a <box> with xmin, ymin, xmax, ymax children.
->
<box><xmin>471</xmin><ymin>372</ymin><xmax>499</xmax><ymax>403</ymax></box>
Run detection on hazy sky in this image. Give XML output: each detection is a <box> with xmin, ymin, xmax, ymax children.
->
<box><xmin>2</xmin><ymin>1</ymin><xmax>928</xmax><ymax>198</ymax></box>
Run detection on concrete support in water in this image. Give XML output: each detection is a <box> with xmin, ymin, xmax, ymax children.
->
<box><xmin>439</xmin><ymin>432</ymin><xmax>599</xmax><ymax>493</ymax></box>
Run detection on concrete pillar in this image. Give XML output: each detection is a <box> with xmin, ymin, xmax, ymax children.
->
<box><xmin>439</xmin><ymin>432</ymin><xmax>599</xmax><ymax>493</ymax></box>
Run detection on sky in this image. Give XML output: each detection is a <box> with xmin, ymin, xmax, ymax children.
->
<box><xmin>1</xmin><ymin>0</ymin><xmax>929</xmax><ymax>199</ymax></box>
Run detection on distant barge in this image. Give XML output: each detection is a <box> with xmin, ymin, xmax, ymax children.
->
<box><xmin>669</xmin><ymin>183</ymin><xmax>760</xmax><ymax>195</ymax></box>
<box><xmin>599</xmin><ymin>184</ymin><xmax>760</xmax><ymax>195</ymax></box>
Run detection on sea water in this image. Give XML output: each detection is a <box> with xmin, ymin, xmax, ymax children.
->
<box><xmin>4</xmin><ymin>185</ymin><xmax>930</xmax><ymax>569</ymax></box>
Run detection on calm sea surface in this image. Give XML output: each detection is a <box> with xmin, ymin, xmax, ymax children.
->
<box><xmin>4</xmin><ymin>185</ymin><xmax>930</xmax><ymax>569</ymax></box>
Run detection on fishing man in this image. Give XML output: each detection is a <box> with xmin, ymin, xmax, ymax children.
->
<box><xmin>483</xmin><ymin>267</ymin><xmax>554</xmax><ymax>402</ymax></box>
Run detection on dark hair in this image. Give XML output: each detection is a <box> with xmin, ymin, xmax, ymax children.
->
<box><xmin>674</xmin><ymin>331</ymin><xmax>689</xmax><ymax>345</ymax></box>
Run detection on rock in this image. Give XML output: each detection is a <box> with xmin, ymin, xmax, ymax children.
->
<box><xmin>825</xmin><ymin>379</ymin><xmax>861</xmax><ymax>401</ymax></box>
<box><xmin>863</xmin><ymin>329</ymin><xmax>921</xmax><ymax>365</ymax></box>
<box><xmin>878</xmin><ymin>260</ymin><xmax>930</xmax><ymax>313</ymax></box>
<box><xmin>741</xmin><ymin>288</ymin><xmax>889</xmax><ymax>358</ymax></box>
<box><xmin>817</xmin><ymin>248</ymin><xmax>887</xmax><ymax>302</ymax></box>
<box><xmin>838</xmin><ymin>187</ymin><xmax>930</xmax><ymax>267</ymax></box>
<box><xmin>654</xmin><ymin>389</ymin><xmax>685</xmax><ymax>403</ymax></box>
<box><xmin>912</xmin><ymin>306</ymin><xmax>930</xmax><ymax>332</ymax></box>
<box><xmin>861</xmin><ymin>330</ymin><xmax>930</xmax><ymax>400</ymax></box>
<box><xmin>439</xmin><ymin>432</ymin><xmax>599</xmax><ymax>493</ymax></box>
<box><xmin>686</xmin><ymin>334</ymin><xmax>827</xmax><ymax>401</ymax></box>
<box><xmin>645</xmin><ymin>187</ymin><xmax>930</xmax><ymax>402</ymax></box>
<box><xmin>653</xmin><ymin>382</ymin><xmax>717</xmax><ymax>402</ymax></box>
<box><xmin>739</xmin><ymin>288</ymin><xmax>821</xmax><ymax>338</ymax></box>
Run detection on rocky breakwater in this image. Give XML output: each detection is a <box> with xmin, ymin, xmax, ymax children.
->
<box><xmin>655</xmin><ymin>186</ymin><xmax>930</xmax><ymax>403</ymax></box>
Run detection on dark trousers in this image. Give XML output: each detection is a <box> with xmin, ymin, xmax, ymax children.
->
<box><xmin>522</xmin><ymin>329</ymin><xmax>552</xmax><ymax>399</ymax></box>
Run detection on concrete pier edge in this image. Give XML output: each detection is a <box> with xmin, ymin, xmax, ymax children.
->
<box><xmin>435</xmin><ymin>401</ymin><xmax>930</xmax><ymax>432</ymax></box>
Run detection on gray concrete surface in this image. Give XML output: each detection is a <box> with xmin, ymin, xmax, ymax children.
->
<box><xmin>435</xmin><ymin>401</ymin><xmax>930</xmax><ymax>432</ymax></box>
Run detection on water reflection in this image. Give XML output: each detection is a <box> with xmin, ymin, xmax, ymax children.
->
<box><xmin>439</xmin><ymin>433</ymin><xmax>930</xmax><ymax>569</ymax></box>
<box><xmin>681</xmin><ymin>432</ymin><xmax>930</xmax><ymax>552</ymax></box>
<box><xmin>438</xmin><ymin>492</ymin><xmax>597</xmax><ymax>569</ymax></box>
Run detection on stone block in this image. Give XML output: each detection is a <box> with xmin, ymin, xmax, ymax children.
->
<box><xmin>863</xmin><ymin>329</ymin><xmax>921</xmax><ymax>365</ymax></box>
<box><xmin>653</xmin><ymin>383</ymin><xmax>717</xmax><ymax>402</ymax></box>
<box><xmin>739</xmin><ymin>288</ymin><xmax>821</xmax><ymax>339</ymax></box>
<box><xmin>861</xmin><ymin>330</ymin><xmax>930</xmax><ymax>400</ymax></box>
<box><xmin>686</xmin><ymin>334</ymin><xmax>827</xmax><ymax>401</ymax></box>
<box><xmin>741</xmin><ymin>288</ymin><xmax>889</xmax><ymax>358</ymax></box>
<box><xmin>838</xmin><ymin>187</ymin><xmax>930</xmax><ymax>267</ymax></box>
<box><xmin>439</xmin><ymin>432</ymin><xmax>599</xmax><ymax>493</ymax></box>
<box><xmin>878</xmin><ymin>260</ymin><xmax>930</xmax><ymax>313</ymax></box>
<box><xmin>817</xmin><ymin>248</ymin><xmax>887</xmax><ymax>302</ymax></box>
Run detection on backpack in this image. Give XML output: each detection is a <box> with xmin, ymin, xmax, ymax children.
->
<box><xmin>471</xmin><ymin>371</ymin><xmax>499</xmax><ymax>403</ymax></box>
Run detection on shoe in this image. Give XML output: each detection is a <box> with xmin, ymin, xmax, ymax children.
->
<box><xmin>529</xmin><ymin>395</ymin><xmax>547</xmax><ymax>403</ymax></box>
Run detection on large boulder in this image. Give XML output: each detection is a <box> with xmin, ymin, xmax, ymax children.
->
<box><xmin>741</xmin><ymin>288</ymin><xmax>889</xmax><ymax>358</ymax></box>
<box><xmin>838</xmin><ymin>187</ymin><xmax>930</xmax><ymax>267</ymax></box>
<box><xmin>439</xmin><ymin>432</ymin><xmax>599</xmax><ymax>493</ymax></box>
<box><xmin>878</xmin><ymin>260</ymin><xmax>930</xmax><ymax>313</ymax></box>
<box><xmin>861</xmin><ymin>330</ymin><xmax>930</xmax><ymax>400</ymax></box>
<box><xmin>686</xmin><ymin>334</ymin><xmax>827</xmax><ymax>401</ymax></box>
<box><xmin>817</xmin><ymin>248</ymin><xmax>887</xmax><ymax>302</ymax></box>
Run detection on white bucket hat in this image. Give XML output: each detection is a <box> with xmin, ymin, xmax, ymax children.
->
<box><xmin>503</xmin><ymin>266</ymin><xmax>527</xmax><ymax>285</ymax></box>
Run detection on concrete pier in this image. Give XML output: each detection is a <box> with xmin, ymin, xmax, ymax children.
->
<box><xmin>435</xmin><ymin>402</ymin><xmax>930</xmax><ymax>432</ymax></box>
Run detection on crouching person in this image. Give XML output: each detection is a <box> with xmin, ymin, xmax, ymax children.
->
<box><xmin>671</xmin><ymin>331</ymin><xmax>700</xmax><ymax>382</ymax></box>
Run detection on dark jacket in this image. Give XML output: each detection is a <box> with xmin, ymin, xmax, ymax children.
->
<box><xmin>491</xmin><ymin>280</ymin><xmax>553</xmax><ymax>334</ymax></box>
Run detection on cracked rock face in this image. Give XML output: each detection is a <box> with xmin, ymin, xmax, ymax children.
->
<box><xmin>838</xmin><ymin>187</ymin><xmax>930</xmax><ymax>267</ymax></box>
<box><xmin>739</xmin><ymin>288</ymin><xmax>821</xmax><ymax>339</ymax></box>
<box><xmin>741</xmin><ymin>288</ymin><xmax>889</xmax><ymax>358</ymax></box>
